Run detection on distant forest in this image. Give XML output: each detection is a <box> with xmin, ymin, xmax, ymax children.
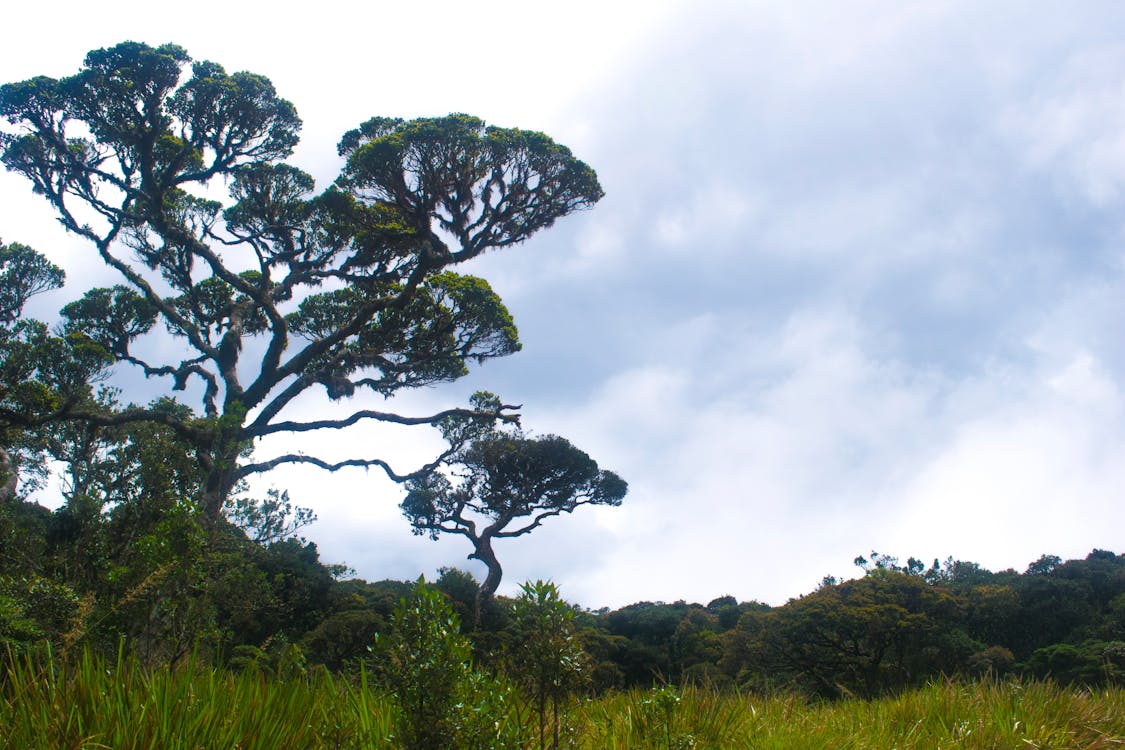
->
<box><xmin>3</xmin><ymin>476</ymin><xmax>1122</xmax><ymax>699</ymax></box>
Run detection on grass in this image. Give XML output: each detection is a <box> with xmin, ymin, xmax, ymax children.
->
<box><xmin>0</xmin><ymin>647</ymin><xmax>395</xmax><ymax>749</ymax></box>
<box><xmin>718</xmin><ymin>680</ymin><xmax>1125</xmax><ymax>749</ymax></box>
<box><xmin>2</xmin><ymin>649</ymin><xmax>1123</xmax><ymax>749</ymax></box>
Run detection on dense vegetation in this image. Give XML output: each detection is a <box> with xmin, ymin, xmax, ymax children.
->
<box><xmin>3</xmin><ymin>463</ymin><xmax>1123</xmax><ymax>699</ymax></box>
<box><xmin>5</xmin><ymin>441</ymin><xmax>1123</xmax><ymax>745</ymax></box>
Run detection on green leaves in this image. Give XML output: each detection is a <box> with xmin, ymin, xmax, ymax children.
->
<box><xmin>375</xmin><ymin>579</ymin><xmax>525</xmax><ymax>749</ymax></box>
<box><xmin>170</xmin><ymin>62</ymin><xmax>301</xmax><ymax>166</ymax></box>
<box><xmin>339</xmin><ymin>113</ymin><xmax>605</xmax><ymax>259</ymax></box>
<box><xmin>0</xmin><ymin>241</ymin><xmax>65</xmax><ymax>328</ymax></box>
<box><xmin>223</xmin><ymin>163</ymin><xmax>315</xmax><ymax>236</ymax></box>
<box><xmin>290</xmin><ymin>272</ymin><xmax>519</xmax><ymax>398</ymax></box>
<box><xmin>511</xmin><ymin>580</ymin><xmax>586</xmax><ymax>691</ymax></box>
<box><xmin>61</xmin><ymin>286</ymin><xmax>157</xmax><ymax>356</ymax></box>
<box><xmin>458</xmin><ymin>433</ymin><xmax>627</xmax><ymax>516</ymax></box>
<box><xmin>0</xmin><ymin>573</ymin><xmax>81</xmax><ymax>648</ymax></box>
<box><xmin>402</xmin><ymin>431</ymin><xmax>627</xmax><ymax>538</ymax></box>
<box><xmin>401</xmin><ymin>430</ymin><xmax>626</xmax><ymax>625</ymax></box>
<box><xmin>0</xmin><ymin>322</ymin><xmax>113</xmax><ymax>427</ymax></box>
<box><xmin>379</xmin><ymin>579</ymin><xmax>471</xmax><ymax>749</ymax></box>
<box><xmin>510</xmin><ymin>580</ymin><xmax>588</xmax><ymax>749</ymax></box>
<box><xmin>734</xmin><ymin>570</ymin><xmax>968</xmax><ymax>698</ymax></box>
<box><xmin>0</xmin><ymin>41</ymin><xmax>300</xmax><ymax>216</ymax></box>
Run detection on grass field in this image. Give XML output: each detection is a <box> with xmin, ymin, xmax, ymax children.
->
<box><xmin>2</xmin><ymin>649</ymin><xmax>1123</xmax><ymax>749</ymax></box>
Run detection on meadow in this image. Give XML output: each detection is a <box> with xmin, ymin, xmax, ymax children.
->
<box><xmin>3</xmin><ymin>649</ymin><xmax>1123</xmax><ymax>749</ymax></box>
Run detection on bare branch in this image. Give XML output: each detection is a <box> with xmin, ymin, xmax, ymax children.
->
<box><xmin>493</xmin><ymin>500</ymin><xmax>594</xmax><ymax>538</ymax></box>
<box><xmin>247</xmin><ymin>403</ymin><xmax>520</xmax><ymax>438</ymax></box>
<box><xmin>238</xmin><ymin>449</ymin><xmax>448</xmax><ymax>483</ymax></box>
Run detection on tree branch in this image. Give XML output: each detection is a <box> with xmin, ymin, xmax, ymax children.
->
<box><xmin>238</xmin><ymin>452</ymin><xmax>438</xmax><ymax>483</ymax></box>
<box><xmin>491</xmin><ymin>500</ymin><xmax>591</xmax><ymax>539</ymax></box>
<box><xmin>246</xmin><ymin>403</ymin><xmax>520</xmax><ymax>438</ymax></box>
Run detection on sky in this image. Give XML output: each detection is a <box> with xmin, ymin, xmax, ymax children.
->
<box><xmin>3</xmin><ymin>0</ymin><xmax>1124</xmax><ymax>608</ymax></box>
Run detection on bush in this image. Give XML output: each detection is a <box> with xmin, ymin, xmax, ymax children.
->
<box><xmin>509</xmin><ymin>580</ymin><xmax>588</xmax><ymax>749</ymax></box>
<box><xmin>1024</xmin><ymin>640</ymin><xmax>1125</xmax><ymax>685</ymax></box>
<box><xmin>376</xmin><ymin>578</ymin><xmax>524</xmax><ymax>749</ymax></box>
<box><xmin>0</xmin><ymin>574</ymin><xmax>81</xmax><ymax>650</ymax></box>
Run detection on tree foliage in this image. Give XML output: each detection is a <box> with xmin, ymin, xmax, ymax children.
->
<box><xmin>0</xmin><ymin>240</ymin><xmax>114</xmax><ymax>503</ymax></box>
<box><xmin>0</xmin><ymin>41</ymin><xmax>604</xmax><ymax>518</ymax></box>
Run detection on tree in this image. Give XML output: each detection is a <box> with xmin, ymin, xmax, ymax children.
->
<box><xmin>401</xmin><ymin>429</ymin><xmax>627</xmax><ymax>623</ymax></box>
<box><xmin>1</xmin><ymin>240</ymin><xmax>114</xmax><ymax>503</ymax></box>
<box><xmin>0</xmin><ymin>241</ymin><xmax>64</xmax><ymax>329</ymax></box>
<box><xmin>740</xmin><ymin>571</ymin><xmax>968</xmax><ymax>697</ymax></box>
<box><xmin>225</xmin><ymin>488</ymin><xmax>315</xmax><ymax>546</ymax></box>
<box><xmin>0</xmin><ymin>42</ymin><xmax>604</xmax><ymax>521</ymax></box>
<box><xmin>1</xmin><ymin>240</ymin><xmax>63</xmax><ymax>502</ymax></box>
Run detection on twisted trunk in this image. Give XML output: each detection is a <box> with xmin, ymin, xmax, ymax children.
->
<box><xmin>469</xmin><ymin>534</ymin><xmax>502</xmax><ymax>628</ymax></box>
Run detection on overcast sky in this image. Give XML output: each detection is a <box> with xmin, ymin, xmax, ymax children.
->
<box><xmin>3</xmin><ymin>0</ymin><xmax>1124</xmax><ymax>608</ymax></box>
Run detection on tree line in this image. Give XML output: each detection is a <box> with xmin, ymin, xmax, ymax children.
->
<box><xmin>4</xmin><ymin>450</ymin><xmax>1122</xmax><ymax>700</ymax></box>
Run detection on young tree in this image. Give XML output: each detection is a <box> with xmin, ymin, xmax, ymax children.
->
<box><xmin>377</xmin><ymin>579</ymin><xmax>523</xmax><ymax>750</ymax></box>
<box><xmin>509</xmin><ymin>580</ymin><xmax>587</xmax><ymax>750</ymax></box>
<box><xmin>0</xmin><ymin>42</ymin><xmax>604</xmax><ymax>520</ymax></box>
<box><xmin>1</xmin><ymin>240</ymin><xmax>110</xmax><ymax>502</ymax></box>
<box><xmin>401</xmin><ymin>430</ymin><xmax>627</xmax><ymax>623</ymax></box>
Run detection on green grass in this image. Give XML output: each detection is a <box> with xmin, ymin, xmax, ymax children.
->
<box><xmin>0</xmin><ymin>647</ymin><xmax>395</xmax><ymax>749</ymax></box>
<box><xmin>2</xmin><ymin>649</ymin><xmax>1123</xmax><ymax>749</ymax></box>
<box><xmin>699</xmin><ymin>680</ymin><xmax>1125</xmax><ymax>749</ymax></box>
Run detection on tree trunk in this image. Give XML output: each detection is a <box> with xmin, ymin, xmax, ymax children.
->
<box><xmin>0</xmin><ymin>445</ymin><xmax>17</xmax><ymax>503</ymax></box>
<box><xmin>199</xmin><ymin>470</ymin><xmax>236</xmax><ymax>522</ymax></box>
<box><xmin>197</xmin><ymin>435</ymin><xmax>242</xmax><ymax>524</ymax></box>
<box><xmin>469</xmin><ymin>536</ymin><xmax>503</xmax><ymax>628</ymax></box>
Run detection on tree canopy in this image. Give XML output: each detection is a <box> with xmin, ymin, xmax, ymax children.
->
<box><xmin>0</xmin><ymin>41</ymin><xmax>604</xmax><ymax>518</ymax></box>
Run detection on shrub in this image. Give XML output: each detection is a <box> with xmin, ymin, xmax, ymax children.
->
<box><xmin>377</xmin><ymin>578</ymin><xmax>524</xmax><ymax>749</ymax></box>
<box><xmin>509</xmin><ymin>580</ymin><xmax>588</xmax><ymax>749</ymax></box>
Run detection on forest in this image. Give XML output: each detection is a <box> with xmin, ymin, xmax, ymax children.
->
<box><xmin>2</xmin><ymin>41</ymin><xmax>1124</xmax><ymax>748</ymax></box>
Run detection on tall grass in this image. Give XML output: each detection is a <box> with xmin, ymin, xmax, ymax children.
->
<box><xmin>3</xmin><ymin>648</ymin><xmax>1123</xmax><ymax>749</ymax></box>
<box><xmin>0</xmin><ymin>647</ymin><xmax>395</xmax><ymax>749</ymax></box>
<box><xmin>568</xmin><ymin>680</ymin><xmax>1125</xmax><ymax>749</ymax></box>
<box><xmin>721</xmin><ymin>679</ymin><xmax>1125</xmax><ymax>750</ymax></box>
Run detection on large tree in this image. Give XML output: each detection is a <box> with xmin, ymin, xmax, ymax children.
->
<box><xmin>401</xmin><ymin>430</ymin><xmax>627</xmax><ymax>623</ymax></box>
<box><xmin>0</xmin><ymin>42</ymin><xmax>604</xmax><ymax>519</ymax></box>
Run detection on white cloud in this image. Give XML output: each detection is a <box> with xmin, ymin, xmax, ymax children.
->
<box><xmin>892</xmin><ymin>354</ymin><xmax>1125</xmax><ymax>571</ymax></box>
<box><xmin>1001</xmin><ymin>44</ymin><xmax>1125</xmax><ymax>207</ymax></box>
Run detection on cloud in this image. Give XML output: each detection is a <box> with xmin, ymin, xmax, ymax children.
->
<box><xmin>1001</xmin><ymin>44</ymin><xmax>1125</xmax><ymax>207</ymax></box>
<box><xmin>892</xmin><ymin>348</ymin><xmax>1125</xmax><ymax>572</ymax></box>
<box><xmin>384</xmin><ymin>1</ymin><xmax>1125</xmax><ymax>606</ymax></box>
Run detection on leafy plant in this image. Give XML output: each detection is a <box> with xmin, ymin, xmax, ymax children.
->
<box><xmin>509</xmin><ymin>580</ymin><xmax>588</xmax><ymax>749</ymax></box>
<box><xmin>377</xmin><ymin>578</ymin><xmax>524</xmax><ymax>749</ymax></box>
